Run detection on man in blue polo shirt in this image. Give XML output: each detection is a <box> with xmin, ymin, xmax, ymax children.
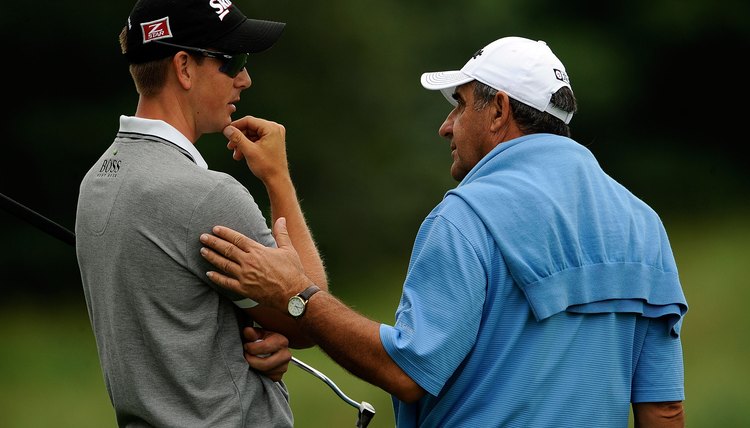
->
<box><xmin>199</xmin><ymin>36</ymin><xmax>688</xmax><ymax>427</ymax></box>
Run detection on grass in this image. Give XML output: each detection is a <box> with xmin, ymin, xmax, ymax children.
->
<box><xmin>665</xmin><ymin>210</ymin><xmax>750</xmax><ymax>427</ymax></box>
<box><xmin>0</xmin><ymin>210</ymin><xmax>748</xmax><ymax>427</ymax></box>
<box><xmin>0</xmin><ymin>279</ymin><xmax>402</xmax><ymax>428</ymax></box>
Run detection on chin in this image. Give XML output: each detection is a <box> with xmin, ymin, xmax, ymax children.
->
<box><xmin>450</xmin><ymin>165</ymin><xmax>466</xmax><ymax>182</ymax></box>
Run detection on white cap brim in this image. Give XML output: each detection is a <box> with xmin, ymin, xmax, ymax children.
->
<box><xmin>421</xmin><ymin>71</ymin><xmax>474</xmax><ymax>106</ymax></box>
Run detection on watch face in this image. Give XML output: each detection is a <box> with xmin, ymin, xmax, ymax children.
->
<box><xmin>288</xmin><ymin>296</ymin><xmax>305</xmax><ymax>317</ymax></box>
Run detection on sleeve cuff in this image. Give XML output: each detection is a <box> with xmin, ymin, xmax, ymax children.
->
<box><xmin>233</xmin><ymin>298</ymin><xmax>259</xmax><ymax>309</ymax></box>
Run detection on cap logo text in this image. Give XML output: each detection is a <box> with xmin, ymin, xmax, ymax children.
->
<box><xmin>209</xmin><ymin>0</ymin><xmax>233</xmax><ymax>21</ymax></box>
<box><xmin>554</xmin><ymin>68</ymin><xmax>570</xmax><ymax>84</ymax></box>
<box><xmin>140</xmin><ymin>17</ymin><xmax>172</xmax><ymax>43</ymax></box>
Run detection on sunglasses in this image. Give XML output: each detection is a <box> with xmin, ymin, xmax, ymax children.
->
<box><xmin>155</xmin><ymin>41</ymin><xmax>249</xmax><ymax>78</ymax></box>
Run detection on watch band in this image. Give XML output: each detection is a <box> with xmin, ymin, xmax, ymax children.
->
<box><xmin>298</xmin><ymin>285</ymin><xmax>321</xmax><ymax>301</ymax></box>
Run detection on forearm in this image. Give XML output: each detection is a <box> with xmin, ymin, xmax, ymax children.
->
<box><xmin>263</xmin><ymin>175</ymin><xmax>327</xmax><ymax>291</ymax></box>
<box><xmin>224</xmin><ymin>116</ymin><xmax>326</xmax><ymax>290</ymax></box>
<box><xmin>298</xmin><ymin>291</ymin><xmax>425</xmax><ymax>403</ymax></box>
<box><xmin>633</xmin><ymin>401</ymin><xmax>685</xmax><ymax>428</ymax></box>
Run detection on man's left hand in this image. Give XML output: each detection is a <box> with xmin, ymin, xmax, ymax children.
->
<box><xmin>243</xmin><ymin>326</ymin><xmax>291</xmax><ymax>382</ymax></box>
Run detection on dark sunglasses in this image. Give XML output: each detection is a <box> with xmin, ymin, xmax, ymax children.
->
<box><xmin>155</xmin><ymin>41</ymin><xmax>249</xmax><ymax>78</ymax></box>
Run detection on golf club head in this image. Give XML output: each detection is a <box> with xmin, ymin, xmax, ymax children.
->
<box><xmin>356</xmin><ymin>401</ymin><xmax>376</xmax><ymax>428</ymax></box>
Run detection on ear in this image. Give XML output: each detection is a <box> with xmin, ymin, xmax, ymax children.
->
<box><xmin>489</xmin><ymin>91</ymin><xmax>511</xmax><ymax>132</ymax></box>
<box><xmin>172</xmin><ymin>52</ymin><xmax>193</xmax><ymax>90</ymax></box>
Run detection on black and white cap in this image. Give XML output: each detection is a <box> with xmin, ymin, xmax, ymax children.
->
<box><xmin>124</xmin><ymin>0</ymin><xmax>285</xmax><ymax>63</ymax></box>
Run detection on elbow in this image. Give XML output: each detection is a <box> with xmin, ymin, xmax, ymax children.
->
<box><xmin>633</xmin><ymin>401</ymin><xmax>685</xmax><ymax>427</ymax></box>
<box><xmin>379</xmin><ymin>355</ymin><xmax>426</xmax><ymax>403</ymax></box>
<box><xmin>391</xmin><ymin>381</ymin><xmax>426</xmax><ymax>404</ymax></box>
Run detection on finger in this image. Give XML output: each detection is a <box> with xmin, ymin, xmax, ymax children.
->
<box><xmin>244</xmin><ymin>330</ymin><xmax>289</xmax><ymax>354</ymax></box>
<box><xmin>245</xmin><ymin>348</ymin><xmax>291</xmax><ymax>378</ymax></box>
<box><xmin>242</xmin><ymin>326</ymin><xmax>263</xmax><ymax>343</ymax></box>
<box><xmin>246</xmin><ymin>359</ymin><xmax>289</xmax><ymax>382</ymax></box>
<box><xmin>224</xmin><ymin>127</ymin><xmax>260</xmax><ymax>161</ymax></box>
<box><xmin>199</xmin><ymin>229</ymin><xmax>250</xmax><ymax>257</ymax></box>
<box><xmin>272</xmin><ymin>217</ymin><xmax>293</xmax><ymax>249</ymax></box>
<box><xmin>230</xmin><ymin>116</ymin><xmax>265</xmax><ymax>141</ymax></box>
<box><xmin>199</xmin><ymin>234</ymin><xmax>244</xmax><ymax>267</ymax></box>
<box><xmin>210</xmin><ymin>226</ymin><xmax>262</xmax><ymax>253</ymax></box>
<box><xmin>244</xmin><ymin>346</ymin><xmax>290</xmax><ymax>365</ymax></box>
<box><xmin>230</xmin><ymin>115</ymin><xmax>259</xmax><ymax>128</ymax></box>
<box><xmin>249</xmin><ymin>339</ymin><xmax>272</xmax><ymax>358</ymax></box>
<box><xmin>258</xmin><ymin>330</ymin><xmax>289</xmax><ymax>350</ymax></box>
<box><xmin>243</xmin><ymin>339</ymin><xmax>278</xmax><ymax>358</ymax></box>
<box><xmin>244</xmin><ymin>336</ymin><xmax>274</xmax><ymax>357</ymax></box>
<box><xmin>233</xmin><ymin>116</ymin><xmax>285</xmax><ymax>142</ymax></box>
<box><xmin>222</xmin><ymin>125</ymin><xmax>246</xmax><ymax>147</ymax></box>
<box><xmin>204</xmin><ymin>269</ymin><xmax>244</xmax><ymax>295</ymax></box>
<box><xmin>199</xmin><ymin>244</ymin><xmax>241</xmax><ymax>276</ymax></box>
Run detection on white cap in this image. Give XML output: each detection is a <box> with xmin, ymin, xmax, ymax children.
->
<box><xmin>421</xmin><ymin>36</ymin><xmax>574</xmax><ymax>124</ymax></box>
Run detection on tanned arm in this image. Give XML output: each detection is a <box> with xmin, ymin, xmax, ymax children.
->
<box><xmin>223</xmin><ymin>116</ymin><xmax>327</xmax><ymax>348</ymax></box>
<box><xmin>633</xmin><ymin>401</ymin><xmax>685</xmax><ymax>428</ymax></box>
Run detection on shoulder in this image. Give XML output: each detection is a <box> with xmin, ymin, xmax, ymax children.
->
<box><xmin>418</xmin><ymin>195</ymin><xmax>496</xmax><ymax>259</ymax></box>
<box><xmin>427</xmin><ymin>194</ymin><xmax>483</xmax><ymax>230</ymax></box>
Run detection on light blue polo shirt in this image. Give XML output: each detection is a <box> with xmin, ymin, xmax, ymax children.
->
<box><xmin>380</xmin><ymin>134</ymin><xmax>687</xmax><ymax>427</ymax></box>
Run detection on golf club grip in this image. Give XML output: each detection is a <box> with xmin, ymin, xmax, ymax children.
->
<box><xmin>0</xmin><ymin>192</ymin><xmax>75</xmax><ymax>247</ymax></box>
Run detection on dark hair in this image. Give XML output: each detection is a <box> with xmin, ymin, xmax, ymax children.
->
<box><xmin>473</xmin><ymin>81</ymin><xmax>577</xmax><ymax>137</ymax></box>
<box><xmin>119</xmin><ymin>26</ymin><xmax>206</xmax><ymax>97</ymax></box>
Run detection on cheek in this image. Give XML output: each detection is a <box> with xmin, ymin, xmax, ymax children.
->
<box><xmin>455</xmin><ymin>119</ymin><xmax>486</xmax><ymax>162</ymax></box>
<box><xmin>454</xmin><ymin>117</ymin><xmax>479</xmax><ymax>147</ymax></box>
<box><xmin>203</xmin><ymin>84</ymin><xmax>231</xmax><ymax>113</ymax></box>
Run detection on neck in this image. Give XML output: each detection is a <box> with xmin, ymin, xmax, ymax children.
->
<box><xmin>134</xmin><ymin>93</ymin><xmax>198</xmax><ymax>144</ymax></box>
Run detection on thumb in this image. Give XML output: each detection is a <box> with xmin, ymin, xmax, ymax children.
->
<box><xmin>242</xmin><ymin>326</ymin><xmax>263</xmax><ymax>342</ymax></box>
<box><xmin>223</xmin><ymin>125</ymin><xmax>244</xmax><ymax>146</ymax></box>
<box><xmin>273</xmin><ymin>217</ymin><xmax>292</xmax><ymax>248</ymax></box>
<box><xmin>223</xmin><ymin>125</ymin><xmax>252</xmax><ymax>161</ymax></box>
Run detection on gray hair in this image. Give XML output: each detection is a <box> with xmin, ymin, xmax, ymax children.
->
<box><xmin>472</xmin><ymin>81</ymin><xmax>577</xmax><ymax>137</ymax></box>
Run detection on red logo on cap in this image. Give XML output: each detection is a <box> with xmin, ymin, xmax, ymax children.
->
<box><xmin>141</xmin><ymin>17</ymin><xmax>172</xmax><ymax>43</ymax></box>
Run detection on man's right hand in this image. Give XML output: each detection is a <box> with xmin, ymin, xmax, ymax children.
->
<box><xmin>223</xmin><ymin>116</ymin><xmax>289</xmax><ymax>185</ymax></box>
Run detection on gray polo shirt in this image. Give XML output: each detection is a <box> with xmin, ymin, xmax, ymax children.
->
<box><xmin>75</xmin><ymin>116</ymin><xmax>292</xmax><ymax>427</ymax></box>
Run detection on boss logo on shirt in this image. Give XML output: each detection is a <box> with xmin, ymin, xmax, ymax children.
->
<box><xmin>97</xmin><ymin>158</ymin><xmax>122</xmax><ymax>178</ymax></box>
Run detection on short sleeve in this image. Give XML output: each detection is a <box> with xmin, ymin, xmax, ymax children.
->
<box><xmin>186</xmin><ymin>176</ymin><xmax>275</xmax><ymax>302</ymax></box>
<box><xmin>380</xmin><ymin>214</ymin><xmax>487</xmax><ymax>396</ymax></box>
<box><xmin>631</xmin><ymin>317</ymin><xmax>685</xmax><ymax>403</ymax></box>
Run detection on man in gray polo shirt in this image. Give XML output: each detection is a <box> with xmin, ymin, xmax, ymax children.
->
<box><xmin>75</xmin><ymin>0</ymin><xmax>327</xmax><ymax>426</ymax></box>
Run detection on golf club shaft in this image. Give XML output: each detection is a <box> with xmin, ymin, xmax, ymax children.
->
<box><xmin>291</xmin><ymin>356</ymin><xmax>360</xmax><ymax>409</ymax></box>
<box><xmin>0</xmin><ymin>192</ymin><xmax>75</xmax><ymax>246</ymax></box>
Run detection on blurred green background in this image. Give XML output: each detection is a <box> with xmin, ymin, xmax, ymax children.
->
<box><xmin>1</xmin><ymin>0</ymin><xmax>748</xmax><ymax>427</ymax></box>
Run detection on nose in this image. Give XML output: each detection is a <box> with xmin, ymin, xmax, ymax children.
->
<box><xmin>438</xmin><ymin>110</ymin><xmax>455</xmax><ymax>139</ymax></box>
<box><xmin>236</xmin><ymin>68</ymin><xmax>252</xmax><ymax>89</ymax></box>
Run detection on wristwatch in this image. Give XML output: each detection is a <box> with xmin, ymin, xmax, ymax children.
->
<box><xmin>287</xmin><ymin>285</ymin><xmax>321</xmax><ymax>319</ymax></box>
